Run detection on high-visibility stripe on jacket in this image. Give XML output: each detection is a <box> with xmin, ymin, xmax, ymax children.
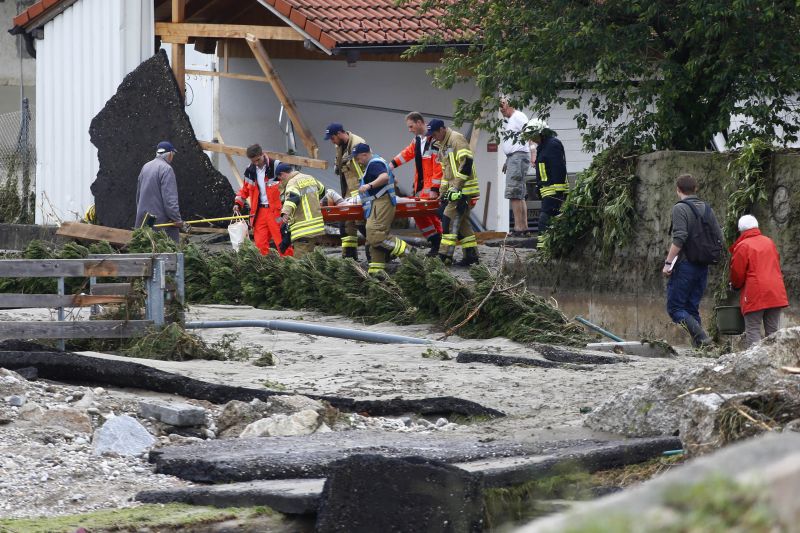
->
<box><xmin>391</xmin><ymin>136</ymin><xmax>443</xmax><ymax>193</ymax></box>
<box><xmin>280</xmin><ymin>171</ymin><xmax>327</xmax><ymax>241</ymax></box>
<box><xmin>534</xmin><ymin>136</ymin><xmax>567</xmax><ymax>198</ymax></box>
<box><xmin>439</xmin><ymin>129</ymin><xmax>479</xmax><ymax>199</ymax></box>
<box><xmin>234</xmin><ymin>157</ymin><xmax>285</xmax><ymax>223</ymax></box>
<box><xmin>335</xmin><ymin>131</ymin><xmax>366</xmax><ymax>197</ymax></box>
<box><xmin>359</xmin><ymin>155</ymin><xmax>397</xmax><ymax>219</ymax></box>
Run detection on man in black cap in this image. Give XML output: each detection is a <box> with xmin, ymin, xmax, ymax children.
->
<box><xmin>325</xmin><ymin>123</ymin><xmax>367</xmax><ymax>259</ymax></box>
<box><xmin>134</xmin><ymin>141</ymin><xmax>183</xmax><ymax>242</ymax></box>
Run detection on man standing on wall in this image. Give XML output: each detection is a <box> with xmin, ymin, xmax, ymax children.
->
<box><xmin>663</xmin><ymin>174</ymin><xmax>723</xmax><ymax>347</ymax></box>
<box><xmin>500</xmin><ymin>99</ymin><xmax>531</xmax><ymax>236</ymax></box>
<box><xmin>232</xmin><ymin>144</ymin><xmax>292</xmax><ymax>256</ymax></box>
<box><xmin>525</xmin><ymin>119</ymin><xmax>567</xmax><ymax>248</ymax></box>
<box><xmin>135</xmin><ymin>141</ymin><xmax>183</xmax><ymax>243</ymax></box>
<box><xmin>389</xmin><ymin>112</ymin><xmax>444</xmax><ymax>256</ymax></box>
<box><xmin>326</xmin><ymin>123</ymin><xmax>367</xmax><ymax>259</ymax></box>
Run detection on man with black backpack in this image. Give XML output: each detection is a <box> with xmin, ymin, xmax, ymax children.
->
<box><xmin>663</xmin><ymin>174</ymin><xmax>724</xmax><ymax>347</ymax></box>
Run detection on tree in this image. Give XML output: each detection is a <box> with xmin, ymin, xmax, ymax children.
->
<box><xmin>413</xmin><ymin>0</ymin><xmax>800</xmax><ymax>151</ymax></box>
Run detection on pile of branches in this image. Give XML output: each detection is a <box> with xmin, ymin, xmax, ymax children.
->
<box><xmin>716</xmin><ymin>389</ymin><xmax>800</xmax><ymax>445</ymax></box>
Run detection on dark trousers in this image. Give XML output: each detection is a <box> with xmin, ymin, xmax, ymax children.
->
<box><xmin>666</xmin><ymin>260</ymin><xmax>708</xmax><ymax>325</ymax></box>
<box><xmin>538</xmin><ymin>194</ymin><xmax>564</xmax><ymax>234</ymax></box>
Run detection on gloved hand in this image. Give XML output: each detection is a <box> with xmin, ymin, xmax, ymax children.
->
<box><xmin>446</xmin><ymin>189</ymin><xmax>463</xmax><ymax>202</ymax></box>
<box><xmin>233</xmin><ymin>204</ymin><xmax>241</xmax><ymax>216</ymax></box>
<box><xmin>279</xmin><ymin>223</ymin><xmax>292</xmax><ymax>254</ymax></box>
<box><xmin>437</xmin><ymin>198</ymin><xmax>448</xmax><ymax>218</ymax></box>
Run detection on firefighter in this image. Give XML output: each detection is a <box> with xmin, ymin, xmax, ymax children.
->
<box><xmin>427</xmin><ymin>120</ymin><xmax>480</xmax><ymax>266</ymax></box>
<box><xmin>232</xmin><ymin>144</ymin><xmax>293</xmax><ymax>256</ymax></box>
<box><xmin>276</xmin><ymin>163</ymin><xmax>327</xmax><ymax>258</ymax></box>
<box><xmin>389</xmin><ymin>111</ymin><xmax>444</xmax><ymax>256</ymax></box>
<box><xmin>525</xmin><ymin>119</ymin><xmax>568</xmax><ymax>248</ymax></box>
<box><xmin>326</xmin><ymin>123</ymin><xmax>367</xmax><ymax>259</ymax></box>
<box><xmin>353</xmin><ymin>143</ymin><xmax>412</xmax><ymax>274</ymax></box>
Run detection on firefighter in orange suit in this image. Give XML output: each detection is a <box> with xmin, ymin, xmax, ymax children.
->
<box><xmin>389</xmin><ymin>112</ymin><xmax>444</xmax><ymax>256</ymax></box>
<box><xmin>232</xmin><ymin>144</ymin><xmax>293</xmax><ymax>256</ymax></box>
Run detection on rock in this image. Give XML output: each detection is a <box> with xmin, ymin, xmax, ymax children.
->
<box><xmin>13</xmin><ymin>367</ymin><xmax>38</xmax><ymax>381</ymax></box>
<box><xmin>217</xmin><ymin>399</ymin><xmax>273</xmax><ymax>437</ymax></box>
<box><xmin>270</xmin><ymin>395</ymin><xmax>325</xmax><ymax>414</ymax></box>
<box><xmin>17</xmin><ymin>401</ymin><xmax>43</xmax><ymax>421</ymax></box>
<box><xmin>89</xmin><ymin>49</ymin><xmax>234</xmax><ymax>229</ymax></box>
<box><xmin>240</xmin><ymin>410</ymin><xmax>320</xmax><ymax>438</ymax></box>
<box><xmin>679</xmin><ymin>392</ymin><xmax>760</xmax><ymax>456</ymax></box>
<box><xmin>316</xmin><ymin>423</ymin><xmax>332</xmax><ymax>433</ymax></box>
<box><xmin>7</xmin><ymin>395</ymin><xmax>25</xmax><ymax>407</ymax></box>
<box><xmin>73</xmin><ymin>389</ymin><xmax>95</xmax><ymax>410</ymax></box>
<box><xmin>435</xmin><ymin>417</ymin><xmax>449</xmax><ymax>428</ymax></box>
<box><xmin>37</xmin><ymin>408</ymin><xmax>93</xmax><ymax>434</ymax></box>
<box><xmin>586</xmin><ymin>327</ymin><xmax>800</xmax><ymax>438</ymax></box>
<box><xmin>138</xmin><ymin>400</ymin><xmax>206</xmax><ymax>427</ymax></box>
<box><xmin>315</xmin><ymin>455</ymin><xmax>484</xmax><ymax>533</ymax></box>
<box><xmin>92</xmin><ymin>415</ymin><xmax>156</xmax><ymax>456</ymax></box>
<box><xmin>93</xmin><ymin>387</ymin><xmax>106</xmax><ymax>396</ymax></box>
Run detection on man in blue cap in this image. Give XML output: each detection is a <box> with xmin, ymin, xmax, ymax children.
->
<box><xmin>135</xmin><ymin>141</ymin><xmax>183</xmax><ymax>242</ymax></box>
<box><xmin>325</xmin><ymin>123</ymin><xmax>367</xmax><ymax>259</ymax></box>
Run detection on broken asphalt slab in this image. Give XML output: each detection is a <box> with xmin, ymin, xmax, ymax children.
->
<box><xmin>456</xmin><ymin>344</ymin><xmax>629</xmax><ymax>369</ymax></box>
<box><xmin>456</xmin><ymin>351</ymin><xmax>589</xmax><ymax>369</ymax></box>
<box><xmin>148</xmin><ymin>430</ymin><xmax>681</xmax><ymax>484</ymax></box>
<box><xmin>0</xmin><ymin>347</ymin><xmax>503</xmax><ymax>418</ymax></box>
<box><xmin>138</xmin><ymin>436</ymin><xmax>680</xmax><ymax>514</ymax></box>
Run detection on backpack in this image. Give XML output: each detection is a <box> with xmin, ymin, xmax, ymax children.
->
<box><xmin>677</xmin><ymin>199</ymin><xmax>724</xmax><ymax>265</ymax></box>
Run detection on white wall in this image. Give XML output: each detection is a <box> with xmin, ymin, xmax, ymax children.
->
<box><xmin>34</xmin><ymin>0</ymin><xmax>153</xmax><ymax>225</ymax></box>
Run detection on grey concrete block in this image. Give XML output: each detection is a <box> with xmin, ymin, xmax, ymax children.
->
<box><xmin>138</xmin><ymin>400</ymin><xmax>206</xmax><ymax>427</ymax></box>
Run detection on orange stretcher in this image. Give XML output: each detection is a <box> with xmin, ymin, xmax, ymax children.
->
<box><xmin>321</xmin><ymin>198</ymin><xmax>441</xmax><ymax>222</ymax></box>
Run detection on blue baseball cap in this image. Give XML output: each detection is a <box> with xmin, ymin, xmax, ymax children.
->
<box><xmin>324</xmin><ymin>123</ymin><xmax>345</xmax><ymax>140</ymax></box>
<box><xmin>426</xmin><ymin>119</ymin><xmax>445</xmax><ymax>134</ymax></box>
<box><xmin>156</xmin><ymin>141</ymin><xmax>177</xmax><ymax>154</ymax></box>
<box><xmin>275</xmin><ymin>163</ymin><xmax>294</xmax><ymax>176</ymax></box>
<box><xmin>352</xmin><ymin>143</ymin><xmax>371</xmax><ymax>156</ymax></box>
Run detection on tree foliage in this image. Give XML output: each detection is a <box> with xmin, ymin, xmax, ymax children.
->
<box><xmin>411</xmin><ymin>0</ymin><xmax>800</xmax><ymax>151</ymax></box>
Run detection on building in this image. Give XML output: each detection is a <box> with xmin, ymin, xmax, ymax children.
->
<box><xmin>10</xmin><ymin>0</ymin><xmax>592</xmax><ymax>229</ymax></box>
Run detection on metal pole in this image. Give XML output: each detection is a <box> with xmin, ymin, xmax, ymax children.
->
<box><xmin>56</xmin><ymin>277</ymin><xmax>65</xmax><ymax>351</ymax></box>
<box><xmin>145</xmin><ymin>258</ymin><xmax>165</xmax><ymax>326</ymax></box>
<box><xmin>185</xmin><ymin>319</ymin><xmax>431</xmax><ymax>345</ymax></box>
<box><xmin>575</xmin><ymin>315</ymin><xmax>625</xmax><ymax>342</ymax></box>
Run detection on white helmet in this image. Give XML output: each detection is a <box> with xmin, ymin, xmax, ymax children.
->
<box><xmin>524</xmin><ymin>118</ymin><xmax>548</xmax><ymax>137</ymax></box>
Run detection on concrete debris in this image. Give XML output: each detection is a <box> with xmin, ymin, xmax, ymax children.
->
<box><xmin>36</xmin><ymin>407</ymin><xmax>93</xmax><ymax>435</ymax></box>
<box><xmin>92</xmin><ymin>415</ymin><xmax>156</xmax><ymax>457</ymax></box>
<box><xmin>586</xmin><ymin>341</ymin><xmax>674</xmax><ymax>358</ymax></box>
<box><xmin>7</xmin><ymin>395</ymin><xmax>25</xmax><ymax>407</ymax></box>
<box><xmin>315</xmin><ymin>455</ymin><xmax>484</xmax><ymax>533</ymax></box>
<box><xmin>586</xmin><ymin>327</ymin><xmax>800</xmax><ymax>445</ymax></box>
<box><xmin>240</xmin><ymin>409</ymin><xmax>321</xmax><ymax>438</ymax></box>
<box><xmin>138</xmin><ymin>400</ymin><xmax>207</xmax><ymax>427</ymax></box>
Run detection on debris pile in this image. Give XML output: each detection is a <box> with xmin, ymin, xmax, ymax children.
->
<box><xmin>585</xmin><ymin>327</ymin><xmax>800</xmax><ymax>454</ymax></box>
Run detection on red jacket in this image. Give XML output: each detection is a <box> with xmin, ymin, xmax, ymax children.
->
<box><xmin>391</xmin><ymin>136</ymin><xmax>443</xmax><ymax>194</ymax></box>
<box><xmin>234</xmin><ymin>163</ymin><xmax>283</xmax><ymax>224</ymax></box>
<box><xmin>729</xmin><ymin>228</ymin><xmax>789</xmax><ymax>314</ymax></box>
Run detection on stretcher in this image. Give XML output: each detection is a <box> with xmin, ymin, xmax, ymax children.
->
<box><xmin>321</xmin><ymin>197</ymin><xmax>441</xmax><ymax>222</ymax></box>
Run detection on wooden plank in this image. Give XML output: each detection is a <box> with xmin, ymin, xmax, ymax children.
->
<box><xmin>476</xmin><ymin>231</ymin><xmax>509</xmax><ymax>244</ymax></box>
<box><xmin>0</xmin><ymin>258</ymin><xmax>152</xmax><ymax>278</ymax></box>
<box><xmin>245</xmin><ymin>34</ymin><xmax>319</xmax><ymax>159</ymax></box>
<box><xmin>0</xmin><ymin>320</ymin><xmax>153</xmax><ymax>340</ymax></box>
<box><xmin>172</xmin><ymin>0</ymin><xmax>186</xmax><ymax>100</ymax></box>
<box><xmin>156</xmin><ymin>22</ymin><xmax>303</xmax><ymax>42</ymax></box>
<box><xmin>185</xmin><ymin>69</ymin><xmax>268</xmax><ymax>83</ymax></box>
<box><xmin>57</xmin><ymin>222</ymin><xmax>133</xmax><ymax>245</ymax></box>
<box><xmin>215</xmin><ymin>130</ymin><xmax>244</xmax><ymax>188</ymax></box>
<box><xmin>0</xmin><ymin>294</ymin><xmax>128</xmax><ymax>309</ymax></box>
<box><xmin>91</xmin><ymin>283</ymin><xmax>132</xmax><ymax>296</ymax></box>
<box><xmin>88</xmin><ymin>253</ymin><xmax>178</xmax><ymax>271</ymax></box>
<box><xmin>198</xmin><ymin>141</ymin><xmax>328</xmax><ymax>170</ymax></box>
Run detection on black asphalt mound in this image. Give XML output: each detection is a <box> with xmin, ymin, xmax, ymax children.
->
<box><xmin>0</xmin><ymin>349</ymin><xmax>503</xmax><ymax>418</ymax></box>
<box><xmin>89</xmin><ymin>49</ymin><xmax>234</xmax><ymax>229</ymax></box>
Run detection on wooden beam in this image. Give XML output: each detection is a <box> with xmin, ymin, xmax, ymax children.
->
<box><xmin>0</xmin><ymin>294</ymin><xmax>128</xmax><ymax>309</ymax></box>
<box><xmin>0</xmin><ymin>320</ymin><xmax>153</xmax><ymax>340</ymax></box>
<box><xmin>57</xmin><ymin>222</ymin><xmax>132</xmax><ymax>245</ymax></box>
<box><xmin>245</xmin><ymin>34</ymin><xmax>320</xmax><ymax>159</ymax></box>
<box><xmin>0</xmin><ymin>258</ymin><xmax>152</xmax><ymax>278</ymax></box>
<box><xmin>90</xmin><ymin>283</ymin><xmax>132</xmax><ymax>296</ymax></box>
<box><xmin>156</xmin><ymin>22</ymin><xmax>303</xmax><ymax>42</ymax></box>
<box><xmin>185</xmin><ymin>69</ymin><xmax>268</xmax><ymax>83</ymax></box>
<box><xmin>215</xmin><ymin>130</ymin><xmax>244</xmax><ymax>188</ymax></box>
<box><xmin>198</xmin><ymin>140</ymin><xmax>328</xmax><ymax>170</ymax></box>
<box><xmin>172</xmin><ymin>0</ymin><xmax>186</xmax><ymax>101</ymax></box>
<box><xmin>88</xmin><ymin>253</ymin><xmax>179</xmax><ymax>272</ymax></box>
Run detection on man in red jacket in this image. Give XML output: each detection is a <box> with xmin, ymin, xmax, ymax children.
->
<box><xmin>389</xmin><ymin>112</ymin><xmax>444</xmax><ymax>256</ymax></box>
<box><xmin>730</xmin><ymin>214</ymin><xmax>788</xmax><ymax>347</ymax></box>
<box><xmin>232</xmin><ymin>144</ymin><xmax>293</xmax><ymax>256</ymax></box>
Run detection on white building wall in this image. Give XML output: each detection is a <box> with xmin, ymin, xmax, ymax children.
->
<box><xmin>34</xmin><ymin>0</ymin><xmax>153</xmax><ymax>225</ymax></box>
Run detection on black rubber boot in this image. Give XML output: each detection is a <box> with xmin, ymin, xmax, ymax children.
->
<box><xmin>437</xmin><ymin>253</ymin><xmax>453</xmax><ymax>266</ymax></box>
<box><xmin>342</xmin><ymin>247</ymin><xmax>357</xmax><ymax>260</ymax></box>
<box><xmin>681</xmin><ymin>316</ymin><xmax>713</xmax><ymax>348</ymax></box>
<box><xmin>426</xmin><ymin>234</ymin><xmax>442</xmax><ymax>257</ymax></box>
<box><xmin>455</xmin><ymin>247</ymin><xmax>480</xmax><ymax>267</ymax></box>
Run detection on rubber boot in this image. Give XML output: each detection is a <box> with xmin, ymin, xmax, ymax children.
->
<box><xmin>681</xmin><ymin>316</ymin><xmax>712</xmax><ymax>348</ymax></box>
<box><xmin>455</xmin><ymin>247</ymin><xmax>479</xmax><ymax>267</ymax></box>
<box><xmin>342</xmin><ymin>247</ymin><xmax>357</xmax><ymax>260</ymax></box>
<box><xmin>426</xmin><ymin>234</ymin><xmax>442</xmax><ymax>257</ymax></box>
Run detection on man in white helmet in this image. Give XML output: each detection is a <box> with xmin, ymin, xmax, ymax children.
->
<box><xmin>525</xmin><ymin>119</ymin><xmax>567</xmax><ymax>247</ymax></box>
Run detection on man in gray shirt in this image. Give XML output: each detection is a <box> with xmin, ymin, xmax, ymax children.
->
<box><xmin>134</xmin><ymin>141</ymin><xmax>183</xmax><ymax>242</ymax></box>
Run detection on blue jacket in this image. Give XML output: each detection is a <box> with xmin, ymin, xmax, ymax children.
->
<box><xmin>534</xmin><ymin>136</ymin><xmax>568</xmax><ymax>197</ymax></box>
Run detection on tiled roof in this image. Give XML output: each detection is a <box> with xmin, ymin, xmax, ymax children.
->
<box><xmin>11</xmin><ymin>0</ymin><xmax>455</xmax><ymax>49</ymax></box>
<box><xmin>261</xmin><ymin>0</ymin><xmax>452</xmax><ymax>49</ymax></box>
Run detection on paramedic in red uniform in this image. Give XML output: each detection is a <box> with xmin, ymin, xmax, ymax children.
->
<box><xmin>389</xmin><ymin>112</ymin><xmax>444</xmax><ymax>256</ymax></box>
<box><xmin>232</xmin><ymin>144</ymin><xmax>293</xmax><ymax>256</ymax></box>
